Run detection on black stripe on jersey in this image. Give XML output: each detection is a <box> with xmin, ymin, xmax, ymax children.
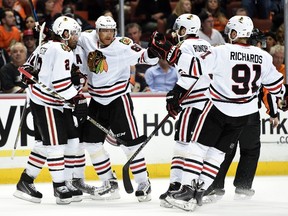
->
<box><xmin>33</xmin><ymin>85</ymin><xmax>62</xmax><ymax>100</ymax></box>
<box><xmin>56</xmin><ymin>82</ymin><xmax>73</xmax><ymax>93</ymax></box>
<box><xmin>52</xmin><ymin>77</ymin><xmax>71</xmax><ymax>85</ymax></box>
<box><xmin>185</xmin><ymin>158</ymin><xmax>203</xmax><ymax>166</ymax></box>
<box><xmin>210</xmin><ymin>85</ymin><xmax>256</xmax><ymax>101</ymax></box>
<box><xmin>195</xmin><ymin>57</ymin><xmax>203</xmax><ymax>75</ymax></box>
<box><xmin>89</xmin><ymin>81</ymin><xmax>130</xmax><ymax>98</ymax></box>
<box><xmin>188</xmin><ymin>57</ymin><xmax>195</xmax><ymax>75</ymax></box>
<box><xmin>182</xmin><ymin>98</ymin><xmax>208</xmax><ymax>106</ymax></box>
<box><xmin>263</xmin><ymin>76</ymin><xmax>283</xmax><ymax>88</ymax></box>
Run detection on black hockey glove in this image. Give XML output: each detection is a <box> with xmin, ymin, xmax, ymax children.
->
<box><xmin>148</xmin><ymin>31</ymin><xmax>181</xmax><ymax>65</ymax></box>
<box><xmin>166</xmin><ymin>84</ymin><xmax>188</xmax><ymax>119</ymax></box>
<box><xmin>21</xmin><ymin>65</ymin><xmax>38</xmax><ymax>85</ymax></box>
<box><xmin>69</xmin><ymin>94</ymin><xmax>88</xmax><ymax>124</ymax></box>
<box><xmin>71</xmin><ymin>64</ymin><xmax>86</xmax><ymax>85</ymax></box>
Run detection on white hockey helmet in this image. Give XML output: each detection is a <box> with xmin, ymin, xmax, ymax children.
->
<box><xmin>173</xmin><ymin>13</ymin><xmax>201</xmax><ymax>41</ymax></box>
<box><xmin>224</xmin><ymin>15</ymin><xmax>254</xmax><ymax>42</ymax></box>
<box><xmin>95</xmin><ymin>15</ymin><xmax>117</xmax><ymax>37</ymax></box>
<box><xmin>52</xmin><ymin>16</ymin><xmax>81</xmax><ymax>40</ymax></box>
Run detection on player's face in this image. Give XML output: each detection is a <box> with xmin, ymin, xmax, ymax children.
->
<box><xmin>67</xmin><ymin>34</ymin><xmax>79</xmax><ymax>49</ymax></box>
<box><xmin>98</xmin><ymin>29</ymin><xmax>115</xmax><ymax>46</ymax></box>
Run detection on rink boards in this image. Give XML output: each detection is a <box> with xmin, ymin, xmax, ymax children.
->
<box><xmin>0</xmin><ymin>93</ymin><xmax>287</xmax><ymax>184</ymax></box>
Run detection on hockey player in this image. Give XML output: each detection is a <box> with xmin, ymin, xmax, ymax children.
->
<box><xmin>157</xmin><ymin>13</ymin><xmax>212</xmax><ymax>207</ymax></box>
<box><xmin>14</xmin><ymin>16</ymin><xmax>88</xmax><ymax>205</ymax></box>
<box><xmin>149</xmin><ymin>15</ymin><xmax>286</xmax><ymax>211</ymax></box>
<box><xmin>203</xmin><ymin>28</ymin><xmax>280</xmax><ymax>201</ymax></box>
<box><xmin>76</xmin><ymin>15</ymin><xmax>159</xmax><ymax>202</ymax></box>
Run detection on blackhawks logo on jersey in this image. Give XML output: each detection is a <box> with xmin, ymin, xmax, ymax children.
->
<box><xmin>87</xmin><ymin>50</ymin><xmax>108</xmax><ymax>73</ymax></box>
<box><xmin>60</xmin><ymin>43</ymin><xmax>71</xmax><ymax>52</ymax></box>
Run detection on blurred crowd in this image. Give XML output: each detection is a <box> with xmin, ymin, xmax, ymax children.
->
<box><xmin>0</xmin><ymin>0</ymin><xmax>285</xmax><ymax>93</ymax></box>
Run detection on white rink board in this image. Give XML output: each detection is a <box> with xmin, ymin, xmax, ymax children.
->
<box><xmin>0</xmin><ymin>93</ymin><xmax>288</xmax><ymax>169</ymax></box>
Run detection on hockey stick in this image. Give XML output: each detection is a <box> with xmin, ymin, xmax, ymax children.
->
<box><xmin>11</xmin><ymin>100</ymin><xmax>28</xmax><ymax>159</ymax></box>
<box><xmin>18</xmin><ymin>67</ymin><xmax>147</xmax><ymax>146</ymax></box>
<box><xmin>122</xmin><ymin>62</ymin><xmax>199</xmax><ymax>193</ymax></box>
<box><xmin>28</xmin><ymin>0</ymin><xmax>39</xmax><ymax>28</ymax></box>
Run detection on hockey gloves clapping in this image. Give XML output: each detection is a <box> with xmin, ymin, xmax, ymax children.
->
<box><xmin>70</xmin><ymin>94</ymin><xmax>88</xmax><ymax>124</ymax></box>
<box><xmin>148</xmin><ymin>31</ymin><xmax>181</xmax><ymax>65</ymax></box>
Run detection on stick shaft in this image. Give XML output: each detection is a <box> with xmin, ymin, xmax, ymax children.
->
<box><xmin>11</xmin><ymin>100</ymin><xmax>28</xmax><ymax>159</ymax></box>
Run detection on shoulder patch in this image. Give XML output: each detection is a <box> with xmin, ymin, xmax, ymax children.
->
<box><xmin>119</xmin><ymin>37</ymin><xmax>131</xmax><ymax>45</ymax></box>
<box><xmin>61</xmin><ymin>43</ymin><xmax>72</xmax><ymax>52</ymax></box>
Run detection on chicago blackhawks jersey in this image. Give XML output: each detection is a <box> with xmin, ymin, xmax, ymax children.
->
<box><xmin>176</xmin><ymin>43</ymin><xmax>284</xmax><ymax>117</ymax></box>
<box><xmin>176</xmin><ymin>37</ymin><xmax>211</xmax><ymax>111</ymax></box>
<box><xmin>78</xmin><ymin>30</ymin><xmax>158</xmax><ymax>105</ymax></box>
<box><xmin>25</xmin><ymin>41</ymin><xmax>77</xmax><ymax>111</ymax></box>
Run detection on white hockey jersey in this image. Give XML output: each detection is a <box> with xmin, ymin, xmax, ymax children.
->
<box><xmin>176</xmin><ymin>38</ymin><xmax>212</xmax><ymax>110</ymax></box>
<box><xmin>25</xmin><ymin>41</ymin><xmax>77</xmax><ymax>111</ymax></box>
<box><xmin>78</xmin><ymin>30</ymin><xmax>159</xmax><ymax>105</ymax></box>
<box><xmin>176</xmin><ymin>43</ymin><xmax>284</xmax><ymax>117</ymax></box>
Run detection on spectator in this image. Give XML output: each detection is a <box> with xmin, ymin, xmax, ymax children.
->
<box><xmin>242</xmin><ymin>0</ymin><xmax>271</xmax><ymax>19</ymax></box>
<box><xmin>145</xmin><ymin>59</ymin><xmax>178</xmax><ymax>92</ymax></box>
<box><xmin>205</xmin><ymin>0</ymin><xmax>228</xmax><ymax>33</ymax></box>
<box><xmin>275</xmin><ymin>23</ymin><xmax>284</xmax><ymax>45</ymax></box>
<box><xmin>22</xmin><ymin>29</ymin><xmax>36</xmax><ymax>58</ymax></box>
<box><xmin>191</xmin><ymin>0</ymin><xmax>206</xmax><ymax>14</ymax></box>
<box><xmin>36</xmin><ymin>0</ymin><xmax>55</xmax><ymax>29</ymax></box>
<box><xmin>0</xmin><ymin>42</ymin><xmax>27</xmax><ymax>93</ymax></box>
<box><xmin>53</xmin><ymin>0</ymin><xmax>94</xmax><ymax>31</ymax></box>
<box><xmin>134</xmin><ymin>0</ymin><xmax>171</xmax><ymax>34</ymax></box>
<box><xmin>270</xmin><ymin>44</ymin><xmax>285</xmax><ymax>83</ymax></box>
<box><xmin>0</xmin><ymin>0</ymin><xmax>25</xmax><ymax>30</ymax></box>
<box><xmin>0</xmin><ymin>8</ymin><xmax>21</xmax><ymax>53</ymax></box>
<box><xmin>198</xmin><ymin>9</ymin><xmax>225</xmax><ymax>46</ymax></box>
<box><xmin>235</xmin><ymin>7</ymin><xmax>248</xmax><ymax>16</ymax></box>
<box><xmin>265</xmin><ymin>31</ymin><xmax>277</xmax><ymax>53</ymax></box>
<box><xmin>125</xmin><ymin>22</ymin><xmax>148</xmax><ymax>48</ymax></box>
<box><xmin>166</xmin><ymin>0</ymin><xmax>192</xmax><ymax>34</ymax></box>
<box><xmin>125</xmin><ymin>22</ymin><xmax>151</xmax><ymax>92</ymax></box>
<box><xmin>24</xmin><ymin>15</ymin><xmax>36</xmax><ymax>30</ymax></box>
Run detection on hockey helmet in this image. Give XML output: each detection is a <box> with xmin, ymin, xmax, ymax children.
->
<box><xmin>224</xmin><ymin>15</ymin><xmax>254</xmax><ymax>41</ymax></box>
<box><xmin>52</xmin><ymin>16</ymin><xmax>81</xmax><ymax>40</ymax></box>
<box><xmin>95</xmin><ymin>15</ymin><xmax>117</xmax><ymax>37</ymax></box>
<box><xmin>173</xmin><ymin>13</ymin><xmax>201</xmax><ymax>42</ymax></box>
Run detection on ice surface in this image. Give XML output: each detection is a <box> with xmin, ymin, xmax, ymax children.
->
<box><xmin>1</xmin><ymin>176</ymin><xmax>288</xmax><ymax>216</ymax></box>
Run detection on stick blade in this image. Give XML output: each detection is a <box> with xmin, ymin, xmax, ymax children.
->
<box><xmin>122</xmin><ymin>163</ymin><xmax>134</xmax><ymax>193</ymax></box>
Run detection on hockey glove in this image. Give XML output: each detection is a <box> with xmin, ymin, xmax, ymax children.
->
<box><xmin>166</xmin><ymin>84</ymin><xmax>188</xmax><ymax>119</ymax></box>
<box><xmin>148</xmin><ymin>31</ymin><xmax>181</xmax><ymax>65</ymax></box>
<box><xmin>70</xmin><ymin>94</ymin><xmax>88</xmax><ymax>124</ymax></box>
<box><xmin>71</xmin><ymin>64</ymin><xmax>86</xmax><ymax>85</ymax></box>
<box><xmin>277</xmin><ymin>96</ymin><xmax>288</xmax><ymax>111</ymax></box>
<box><xmin>21</xmin><ymin>65</ymin><xmax>38</xmax><ymax>85</ymax></box>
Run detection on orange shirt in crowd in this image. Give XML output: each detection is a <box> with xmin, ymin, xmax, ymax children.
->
<box><xmin>276</xmin><ymin>64</ymin><xmax>286</xmax><ymax>84</ymax></box>
<box><xmin>0</xmin><ymin>25</ymin><xmax>21</xmax><ymax>52</ymax></box>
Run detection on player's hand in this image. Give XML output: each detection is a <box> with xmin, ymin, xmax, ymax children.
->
<box><xmin>277</xmin><ymin>96</ymin><xmax>288</xmax><ymax>111</ymax></box>
<box><xmin>148</xmin><ymin>31</ymin><xmax>181</xmax><ymax>65</ymax></box>
<box><xmin>71</xmin><ymin>64</ymin><xmax>87</xmax><ymax>85</ymax></box>
<box><xmin>70</xmin><ymin>94</ymin><xmax>88</xmax><ymax>124</ymax></box>
<box><xmin>166</xmin><ymin>90</ymin><xmax>182</xmax><ymax>119</ymax></box>
<box><xmin>270</xmin><ymin>116</ymin><xmax>279</xmax><ymax>128</ymax></box>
